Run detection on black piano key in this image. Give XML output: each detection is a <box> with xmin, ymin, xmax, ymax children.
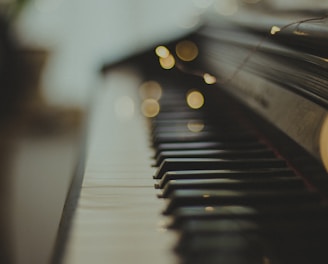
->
<box><xmin>177</xmin><ymin>220</ymin><xmax>262</xmax><ymax>253</ymax></box>
<box><xmin>154</xmin><ymin>158</ymin><xmax>288</xmax><ymax>179</ymax></box>
<box><xmin>152</xmin><ymin>109</ymin><xmax>242</xmax><ymax>121</ymax></box>
<box><xmin>153</xmin><ymin>111</ymin><xmax>205</xmax><ymax>120</ymax></box>
<box><xmin>171</xmin><ymin>206</ymin><xmax>258</xmax><ymax>228</ymax></box>
<box><xmin>171</xmin><ymin>203</ymin><xmax>328</xmax><ymax>228</ymax></box>
<box><xmin>169</xmin><ymin>206</ymin><xmax>257</xmax><ymax>230</ymax></box>
<box><xmin>152</xmin><ymin>131</ymin><xmax>257</xmax><ymax>146</ymax></box>
<box><xmin>179</xmin><ymin>218</ymin><xmax>328</xmax><ymax>238</ymax></box>
<box><xmin>175</xmin><ymin>232</ymin><xmax>264</xmax><ymax>258</ymax></box>
<box><xmin>156</xmin><ymin>168</ymin><xmax>295</xmax><ymax>189</ymax></box>
<box><xmin>155</xmin><ymin>148</ymin><xmax>277</xmax><ymax>166</ymax></box>
<box><xmin>180</xmin><ymin>219</ymin><xmax>259</xmax><ymax>234</ymax></box>
<box><xmin>163</xmin><ymin>189</ymin><xmax>321</xmax><ymax>215</ymax></box>
<box><xmin>182</xmin><ymin>251</ymin><xmax>323</xmax><ymax>264</ymax></box>
<box><xmin>151</xmin><ymin>121</ymin><xmax>253</xmax><ymax>135</ymax></box>
<box><xmin>181</xmin><ymin>254</ymin><xmax>267</xmax><ymax>264</ymax></box>
<box><xmin>159</xmin><ymin>177</ymin><xmax>305</xmax><ymax>198</ymax></box>
<box><xmin>153</xmin><ymin>131</ymin><xmax>216</xmax><ymax>144</ymax></box>
<box><xmin>152</xmin><ymin>123</ymin><xmax>212</xmax><ymax>134</ymax></box>
<box><xmin>154</xmin><ymin>140</ymin><xmax>267</xmax><ymax>159</ymax></box>
<box><xmin>151</xmin><ymin>119</ymin><xmax>210</xmax><ymax>129</ymax></box>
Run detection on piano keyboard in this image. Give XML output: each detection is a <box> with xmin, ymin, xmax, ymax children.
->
<box><xmin>60</xmin><ymin>62</ymin><xmax>328</xmax><ymax>264</ymax></box>
<box><xmin>148</xmin><ymin>70</ymin><xmax>328</xmax><ymax>264</ymax></box>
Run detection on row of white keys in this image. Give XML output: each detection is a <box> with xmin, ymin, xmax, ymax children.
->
<box><xmin>62</xmin><ymin>67</ymin><xmax>178</xmax><ymax>264</ymax></box>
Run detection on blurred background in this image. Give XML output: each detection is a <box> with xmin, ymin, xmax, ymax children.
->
<box><xmin>15</xmin><ymin>0</ymin><xmax>198</xmax><ymax>107</ymax></box>
<box><xmin>0</xmin><ymin>0</ymin><xmax>327</xmax><ymax>263</ymax></box>
<box><xmin>12</xmin><ymin>0</ymin><xmax>328</xmax><ymax>107</ymax></box>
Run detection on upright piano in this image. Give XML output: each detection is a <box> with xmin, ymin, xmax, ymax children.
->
<box><xmin>54</xmin><ymin>8</ymin><xmax>328</xmax><ymax>264</ymax></box>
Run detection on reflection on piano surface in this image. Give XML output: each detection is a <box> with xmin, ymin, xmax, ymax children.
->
<box><xmin>54</xmin><ymin>7</ymin><xmax>328</xmax><ymax>264</ymax></box>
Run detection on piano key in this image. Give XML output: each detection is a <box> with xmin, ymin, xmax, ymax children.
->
<box><xmin>175</xmin><ymin>232</ymin><xmax>264</xmax><ymax>257</ymax></box>
<box><xmin>181</xmin><ymin>254</ymin><xmax>266</xmax><ymax>264</ymax></box>
<box><xmin>163</xmin><ymin>189</ymin><xmax>321</xmax><ymax>214</ymax></box>
<box><xmin>152</xmin><ymin>111</ymin><xmax>206</xmax><ymax>120</ymax></box>
<box><xmin>152</xmin><ymin>119</ymin><xmax>250</xmax><ymax>132</ymax></box>
<box><xmin>171</xmin><ymin>203</ymin><xmax>328</xmax><ymax>228</ymax></box>
<box><xmin>180</xmin><ymin>219</ymin><xmax>259</xmax><ymax>234</ymax></box>
<box><xmin>154</xmin><ymin>140</ymin><xmax>267</xmax><ymax>159</ymax></box>
<box><xmin>152</xmin><ymin>131</ymin><xmax>257</xmax><ymax>146</ymax></box>
<box><xmin>171</xmin><ymin>206</ymin><xmax>258</xmax><ymax>228</ymax></box>
<box><xmin>151</xmin><ymin>119</ymin><xmax>210</xmax><ymax>128</ymax></box>
<box><xmin>179</xmin><ymin>218</ymin><xmax>328</xmax><ymax>237</ymax></box>
<box><xmin>152</xmin><ymin>131</ymin><xmax>216</xmax><ymax>143</ymax></box>
<box><xmin>154</xmin><ymin>158</ymin><xmax>289</xmax><ymax>179</ymax></box>
<box><xmin>177</xmin><ymin>220</ymin><xmax>261</xmax><ymax>253</ymax></box>
<box><xmin>151</xmin><ymin>123</ymin><xmax>212</xmax><ymax>134</ymax></box>
<box><xmin>156</xmin><ymin>168</ymin><xmax>296</xmax><ymax>188</ymax></box>
<box><xmin>155</xmin><ymin>148</ymin><xmax>277</xmax><ymax>166</ymax></box>
<box><xmin>159</xmin><ymin>177</ymin><xmax>305</xmax><ymax>198</ymax></box>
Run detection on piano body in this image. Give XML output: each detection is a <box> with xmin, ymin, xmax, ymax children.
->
<box><xmin>2</xmin><ymin>4</ymin><xmax>328</xmax><ymax>264</ymax></box>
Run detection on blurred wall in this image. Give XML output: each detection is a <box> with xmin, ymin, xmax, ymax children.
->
<box><xmin>15</xmin><ymin>0</ymin><xmax>197</xmax><ymax>107</ymax></box>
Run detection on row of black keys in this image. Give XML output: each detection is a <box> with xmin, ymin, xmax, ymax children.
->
<box><xmin>149</xmin><ymin>87</ymin><xmax>328</xmax><ymax>264</ymax></box>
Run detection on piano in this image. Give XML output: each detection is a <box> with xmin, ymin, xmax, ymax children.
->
<box><xmin>8</xmin><ymin>6</ymin><xmax>328</xmax><ymax>264</ymax></box>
